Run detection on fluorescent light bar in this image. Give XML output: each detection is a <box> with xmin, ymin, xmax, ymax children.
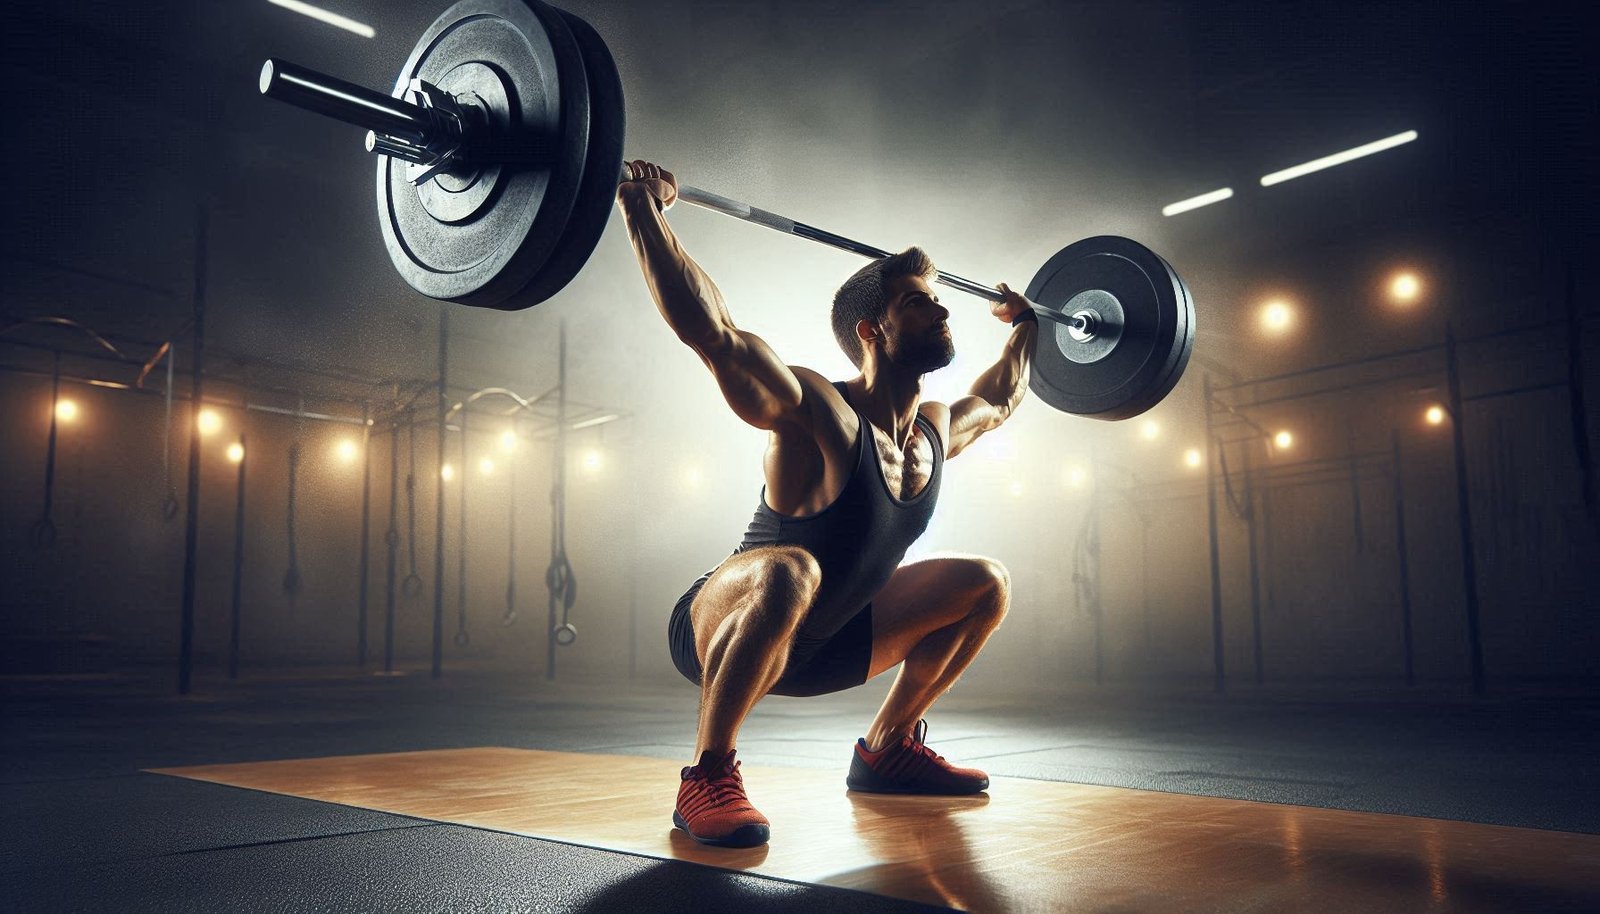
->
<box><xmin>266</xmin><ymin>0</ymin><xmax>376</xmax><ymax>39</ymax></box>
<box><xmin>1162</xmin><ymin>187</ymin><xmax>1233</xmax><ymax>217</ymax></box>
<box><xmin>570</xmin><ymin>413</ymin><xmax>621</xmax><ymax>430</ymax></box>
<box><xmin>1260</xmin><ymin>130</ymin><xmax>1418</xmax><ymax>187</ymax></box>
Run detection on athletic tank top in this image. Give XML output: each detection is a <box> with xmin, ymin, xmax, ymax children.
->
<box><xmin>730</xmin><ymin>381</ymin><xmax>944</xmax><ymax>623</ymax></box>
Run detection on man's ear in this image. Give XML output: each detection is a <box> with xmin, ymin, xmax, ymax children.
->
<box><xmin>855</xmin><ymin>317</ymin><xmax>880</xmax><ymax>348</ymax></box>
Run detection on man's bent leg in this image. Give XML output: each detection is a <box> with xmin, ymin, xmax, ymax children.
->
<box><xmin>861</xmin><ymin>556</ymin><xmax>1009</xmax><ymax>751</ymax></box>
<box><xmin>690</xmin><ymin>545</ymin><xmax>821</xmax><ymax>758</ymax></box>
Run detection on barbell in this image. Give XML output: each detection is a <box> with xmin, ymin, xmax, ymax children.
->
<box><xmin>258</xmin><ymin>0</ymin><xmax>1195</xmax><ymax>420</ymax></box>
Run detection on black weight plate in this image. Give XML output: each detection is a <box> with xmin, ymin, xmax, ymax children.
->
<box><xmin>1024</xmin><ymin>236</ymin><xmax>1194</xmax><ymax>420</ymax></box>
<box><xmin>506</xmin><ymin>9</ymin><xmax>626</xmax><ymax>307</ymax></box>
<box><xmin>376</xmin><ymin>0</ymin><xmax>589</xmax><ymax>308</ymax></box>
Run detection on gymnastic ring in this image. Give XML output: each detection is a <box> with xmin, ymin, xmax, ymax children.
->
<box><xmin>402</xmin><ymin>573</ymin><xmax>423</xmax><ymax>598</ymax></box>
<box><xmin>553</xmin><ymin>623</ymin><xmax>577</xmax><ymax>646</ymax></box>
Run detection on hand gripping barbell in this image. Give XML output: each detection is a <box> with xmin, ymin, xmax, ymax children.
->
<box><xmin>258</xmin><ymin>0</ymin><xmax>1194</xmax><ymax>420</ymax></box>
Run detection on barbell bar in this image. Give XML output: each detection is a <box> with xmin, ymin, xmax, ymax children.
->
<box><xmin>260</xmin><ymin>57</ymin><xmax>1084</xmax><ymax>331</ymax></box>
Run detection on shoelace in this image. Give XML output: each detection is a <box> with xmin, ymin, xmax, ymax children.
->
<box><xmin>688</xmin><ymin>760</ymin><xmax>749</xmax><ymax>810</ymax></box>
<box><xmin>906</xmin><ymin>719</ymin><xmax>946</xmax><ymax>762</ymax></box>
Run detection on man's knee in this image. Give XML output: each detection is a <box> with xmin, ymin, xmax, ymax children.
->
<box><xmin>759</xmin><ymin>546</ymin><xmax>823</xmax><ymax>602</ymax></box>
<box><xmin>968</xmin><ymin>557</ymin><xmax>1009</xmax><ymax>624</ymax></box>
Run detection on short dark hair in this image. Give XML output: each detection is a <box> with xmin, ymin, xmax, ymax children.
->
<box><xmin>830</xmin><ymin>247</ymin><xmax>937</xmax><ymax>368</ymax></box>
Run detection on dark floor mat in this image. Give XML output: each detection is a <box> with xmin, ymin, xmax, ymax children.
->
<box><xmin>0</xmin><ymin>823</ymin><xmax>954</xmax><ymax>914</ymax></box>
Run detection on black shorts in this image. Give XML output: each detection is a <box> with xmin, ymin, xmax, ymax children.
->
<box><xmin>667</xmin><ymin>572</ymin><xmax>874</xmax><ymax>698</ymax></box>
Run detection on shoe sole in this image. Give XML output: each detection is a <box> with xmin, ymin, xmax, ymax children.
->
<box><xmin>845</xmin><ymin>777</ymin><xmax>989</xmax><ymax>795</ymax></box>
<box><xmin>672</xmin><ymin>810</ymin><xmax>771</xmax><ymax>848</ymax></box>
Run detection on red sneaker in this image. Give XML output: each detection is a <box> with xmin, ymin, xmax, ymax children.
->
<box><xmin>847</xmin><ymin>719</ymin><xmax>989</xmax><ymax>795</ymax></box>
<box><xmin>673</xmin><ymin>749</ymin><xmax>771</xmax><ymax>847</ymax></box>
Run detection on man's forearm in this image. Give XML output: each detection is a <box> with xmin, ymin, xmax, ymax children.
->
<box><xmin>968</xmin><ymin>320</ymin><xmax>1037</xmax><ymax>418</ymax></box>
<box><xmin>618</xmin><ymin>186</ymin><xmax>732</xmax><ymax>346</ymax></box>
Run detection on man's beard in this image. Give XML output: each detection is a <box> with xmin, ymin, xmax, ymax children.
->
<box><xmin>886</xmin><ymin>329</ymin><xmax>955</xmax><ymax>374</ymax></box>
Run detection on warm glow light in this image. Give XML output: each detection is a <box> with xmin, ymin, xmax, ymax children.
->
<box><xmin>55</xmin><ymin>399</ymin><xmax>79</xmax><ymax>423</ymax></box>
<box><xmin>1425</xmin><ymin>405</ymin><xmax>1446</xmax><ymax>426</ymax></box>
<box><xmin>1162</xmin><ymin>187</ymin><xmax>1233</xmax><ymax>217</ymax></box>
<box><xmin>334</xmin><ymin>439</ymin><xmax>359</xmax><ymax>463</ymax></box>
<box><xmin>265</xmin><ymin>0</ymin><xmax>376</xmax><ymax>38</ymax></box>
<box><xmin>1139</xmin><ymin>419</ymin><xmax>1160</xmax><ymax>441</ymax></box>
<box><xmin>581</xmin><ymin>450</ymin><xmax>603</xmax><ymax>473</ymax></box>
<box><xmin>686</xmin><ymin>466</ymin><xmax>703</xmax><ymax>487</ymax></box>
<box><xmin>1261</xmin><ymin>301</ymin><xmax>1294</xmax><ymax>334</ymax></box>
<box><xmin>1065</xmin><ymin>466</ymin><xmax>1087</xmax><ymax>489</ymax></box>
<box><xmin>1391</xmin><ymin>272</ymin><xmax>1422</xmax><ymax>302</ymax></box>
<box><xmin>1259</xmin><ymin>130</ymin><xmax>1418</xmax><ymax>186</ymax></box>
<box><xmin>1184</xmin><ymin>447</ymin><xmax>1204</xmax><ymax>469</ymax></box>
<box><xmin>440</xmin><ymin>463</ymin><xmax>455</xmax><ymax>482</ymax></box>
<box><xmin>500</xmin><ymin>429</ymin><xmax>517</xmax><ymax>453</ymax></box>
<box><xmin>1273</xmin><ymin>430</ymin><xmax>1294</xmax><ymax>450</ymax></box>
<box><xmin>1009</xmin><ymin>480</ymin><xmax>1025</xmax><ymax>498</ymax></box>
<box><xmin>478</xmin><ymin>457</ymin><xmax>495</xmax><ymax>476</ymax></box>
<box><xmin>197</xmin><ymin>408</ymin><xmax>223</xmax><ymax>436</ymax></box>
<box><xmin>226</xmin><ymin>442</ymin><xmax>245</xmax><ymax>464</ymax></box>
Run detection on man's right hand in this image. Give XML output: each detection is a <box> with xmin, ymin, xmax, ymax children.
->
<box><xmin>619</xmin><ymin>159</ymin><xmax>678</xmax><ymax>211</ymax></box>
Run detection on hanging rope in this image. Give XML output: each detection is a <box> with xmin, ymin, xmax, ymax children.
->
<box><xmin>403</xmin><ymin>408</ymin><xmax>423</xmax><ymax>598</ymax></box>
<box><xmin>283</xmin><ymin>395</ymin><xmax>304</xmax><ymax>606</ymax></box>
<box><xmin>30</xmin><ymin>351</ymin><xmax>63</xmax><ymax>549</ymax></box>
<box><xmin>503</xmin><ymin>431</ymin><xmax>518</xmax><ymax>628</ymax></box>
<box><xmin>548</xmin><ymin>439</ymin><xmax>577</xmax><ymax>646</ymax></box>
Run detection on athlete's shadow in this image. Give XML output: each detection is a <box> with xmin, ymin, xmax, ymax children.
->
<box><xmin>818</xmin><ymin>791</ymin><xmax>1010</xmax><ymax>912</ymax></box>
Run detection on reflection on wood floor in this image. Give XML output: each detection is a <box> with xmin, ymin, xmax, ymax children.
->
<box><xmin>153</xmin><ymin>747</ymin><xmax>1600</xmax><ymax>913</ymax></box>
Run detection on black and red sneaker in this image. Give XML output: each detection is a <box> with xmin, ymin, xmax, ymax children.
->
<box><xmin>847</xmin><ymin>719</ymin><xmax>989</xmax><ymax>795</ymax></box>
<box><xmin>673</xmin><ymin>749</ymin><xmax>771</xmax><ymax>847</ymax></box>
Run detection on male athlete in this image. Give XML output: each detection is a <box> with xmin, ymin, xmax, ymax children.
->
<box><xmin>618</xmin><ymin>160</ymin><xmax>1039</xmax><ymax>848</ymax></box>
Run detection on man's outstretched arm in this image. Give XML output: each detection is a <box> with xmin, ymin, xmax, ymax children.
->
<box><xmin>616</xmin><ymin>160</ymin><xmax>806</xmax><ymax>432</ymax></box>
<box><xmin>943</xmin><ymin>284</ymin><xmax>1038</xmax><ymax>459</ymax></box>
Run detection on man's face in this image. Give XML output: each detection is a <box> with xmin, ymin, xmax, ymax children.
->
<box><xmin>878</xmin><ymin>275</ymin><xmax>955</xmax><ymax>373</ymax></box>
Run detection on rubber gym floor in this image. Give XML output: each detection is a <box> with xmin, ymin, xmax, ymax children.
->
<box><xmin>4</xmin><ymin>664</ymin><xmax>1598</xmax><ymax>913</ymax></box>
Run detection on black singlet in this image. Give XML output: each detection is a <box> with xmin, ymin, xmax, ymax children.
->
<box><xmin>667</xmin><ymin>381</ymin><xmax>945</xmax><ymax>697</ymax></box>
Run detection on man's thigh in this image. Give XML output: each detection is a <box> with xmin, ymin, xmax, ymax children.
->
<box><xmin>866</xmin><ymin>555</ymin><xmax>1008</xmax><ymax>679</ymax></box>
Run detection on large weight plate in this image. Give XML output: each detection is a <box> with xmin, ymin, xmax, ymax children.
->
<box><xmin>1025</xmin><ymin>236</ymin><xmax>1194</xmax><ymax>420</ymax></box>
<box><xmin>507</xmin><ymin>9</ymin><xmax>626</xmax><ymax>307</ymax></box>
<box><xmin>377</xmin><ymin>0</ymin><xmax>589</xmax><ymax>308</ymax></box>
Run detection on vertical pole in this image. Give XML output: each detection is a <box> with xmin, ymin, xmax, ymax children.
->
<box><xmin>1347</xmin><ymin>424</ymin><xmax>1364</xmax><ymax>550</ymax></box>
<box><xmin>432</xmin><ymin>309</ymin><xmax>448</xmax><ymax>679</ymax></box>
<box><xmin>1391</xmin><ymin>429</ymin><xmax>1415</xmax><ymax>686</ymax></box>
<box><xmin>357</xmin><ymin>403</ymin><xmax>372</xmax><ymax>667</ymax></box>
<box><xmin>384</xmin><ymin>422</ymin><xmax>399</xmax><ymax>675</ymax></box>
<box><xmin>458</xmin><ymin>405</ymin><xmax>468</xmax><ymax>645</ymax></box>
<box><xmin>1203</xmin><ymin>373</ymin><xmax>1226</xmax><ymax>693</ymax></box>
<box><xmin>228</xmin><ymin>434</ymin><xmax>246</xmax><ymax>680</ymax></box>
<box><xmin>1243</xmin><ymin>444</ymin><xmax>1264</xmax><ymax>685</ymax></box>
<box><xmin>547</xmin><ymin>322</ymin><xmax>568</xmax><ymax>681</ymax></box>
<box><xmin>178</xmin><ymin>205</ymin><xmax>207</xmax><ymax>696</ymax></box>
<box><xmin>1566</xmin><ymin>261</ymin><xmax>1596</xmax><ymax>528</ymax></box>
<box><xmin>1445</xmin><ymin>326</ymin><xmax>1486</xmax><ymax>696</ymax></box>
